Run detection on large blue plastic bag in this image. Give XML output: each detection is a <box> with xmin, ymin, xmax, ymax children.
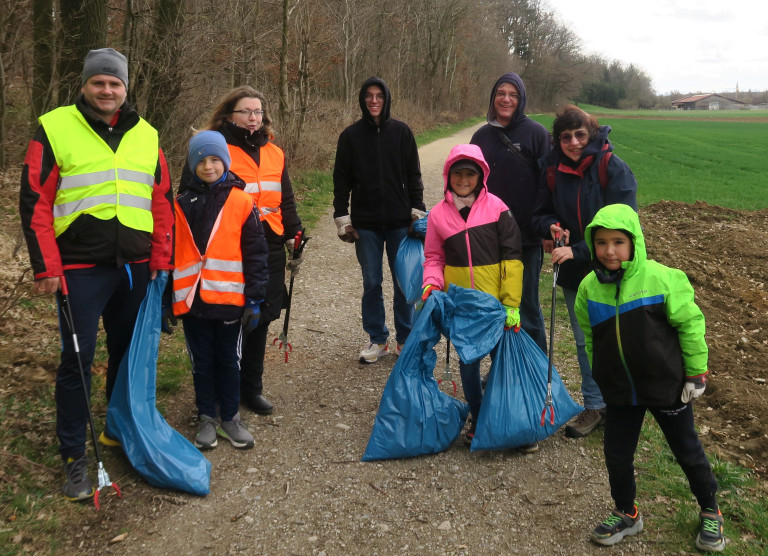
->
<box><xmin>471</xmin><ymin>327</ymin><xmax>583</xmax><ymax>451</ymax></box>
<box><xmin>106</xmin><ymin>272</ymin><xmax>211</xmax><ymax>495</ymax></box>
<box><xmin>362</xmin><ymin>286</ymin><xmax>505</xmax><ymax>461</ymax></box>
<box><xmin>394</xmin><ymin>215</ymin><xmax>428</xmax><ymax>305</ymax></box>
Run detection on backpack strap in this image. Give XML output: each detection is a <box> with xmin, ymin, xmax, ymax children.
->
<box><xmin>598</xmin><ymin>148</ymin><xmax>612</xmax><ymax>189</ymax></box>
<box><xmin>546</xmin><ymin>165</ymin><xmax>556</xmax><ymax>192</ymax></box>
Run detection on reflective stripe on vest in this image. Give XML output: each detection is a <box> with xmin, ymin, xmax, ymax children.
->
<box><xmin>228</xmin><ymin>142</ymin><xmax>285</xmax><ymax>235</ymax></box>
<box><xmin>172</xmin><ymin>190</ymin><xmax>255</xmax><ymax>315</ymax></box>
<box><xmin>39</xmin><ymin>105</ymin><xmax>158</xmax><ymax>238</ymax></box>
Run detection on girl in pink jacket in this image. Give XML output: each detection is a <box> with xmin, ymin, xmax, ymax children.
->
<box><xmin>422</xmin><ymin>144</ymin><xmax>524</xmax><ymax>444</ymax></box>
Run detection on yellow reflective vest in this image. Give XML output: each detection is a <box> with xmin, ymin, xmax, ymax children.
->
<box><xmin>39</xmin><ymin>105</ymin><xmax>158</xmax><ymax>237</ymax></box>
<box><xmin>228</xmin><ymin>142</ymin><xmax>285</xmax><ymax>235</ymax></box>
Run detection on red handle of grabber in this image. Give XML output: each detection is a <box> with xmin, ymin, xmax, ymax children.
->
<box><xmin>60</xmin><ymin>275</ymin><xmax>70</xmax><ymax>296</ymax></box>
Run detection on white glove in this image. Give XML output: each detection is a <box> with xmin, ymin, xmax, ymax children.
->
<box><xmin>334</xmin><ymin>215</ymin><xmax>358</xmax><ymax>243</ymax></box>
<box><xmin>285</xmin><ymin>238</ymin><xmax>304</xmax><ymax>275</ymax></box>
<box><xmin>411</xmin><ymin>208</ymin><xmax>427</xmax><ymax>220</ymax></box>
<box><xmin>681</xmin><ymin>381</ymin><xmax>706</xmax><ymax>403</ymax></box>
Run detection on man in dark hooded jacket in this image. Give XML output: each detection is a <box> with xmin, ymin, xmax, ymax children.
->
<box><xmin>333</xmin><ymin>77</ymin><xmax>426</xmax><ymax>364</ymax></box>
<box><xmin>471</xmin><ymin>73</ymin><xmax>551</xmax><ymax>353</ymax></box>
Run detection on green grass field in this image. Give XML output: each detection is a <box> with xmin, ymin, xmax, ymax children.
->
<box><xmin>528</xmin><ymin>114</ymin><xmax>768</xmax><ymax>210</ymax></box>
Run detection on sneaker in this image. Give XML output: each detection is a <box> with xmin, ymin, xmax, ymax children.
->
<box><xmin>62</xmin><ymin>455</ymin><xmax>94</xmax><ymax>502</ymax></box>
<box><xmin>463</xmin><ymin>418</ymin><xmax>477</xmax><ymax>446</ymax></box>
<box><xmin>395</xmin><ymin>343</ymin><xmax>404</xmax><ymax>356</ymax></box>
<box><xmin>695</xmin><ymin>509</ymin><xmax>725</xmax><ymax>552</ymax></box>
<box><xmin>565</xmin><ymin>408</ymin><xmax>606</xmax><ymax>438</ymax></box>
<box><xmin>194</xmin><ymin>414</ymin><xmax>219</xmax><ymax>450</ymax></box>
<box><xmin>359</xmin><ymin>342</ymin><xmax>389</xmax><ymax>364</ymax></box>
<box><xmin>591</xmin><ymin>506</ymin><xmax>643</xmax><ymax>546</ymax></box>
<box><xmin>217</xmin><ymin>412</ymin><xmax>255</xmax><ymax>449</ymax></box>
<box><xmin>516</xmin><ymin>442</ymin><xmax>539</xmax><ymax>454</ymax></box>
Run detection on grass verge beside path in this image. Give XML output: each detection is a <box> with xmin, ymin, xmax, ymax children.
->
<box><xmin>528</xmin><ymin>113</ymin><xmax>768</xmax><ymax>210</ymax></box>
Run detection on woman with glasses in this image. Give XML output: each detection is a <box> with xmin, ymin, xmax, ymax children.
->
<box><xmin>180</xmin><ymin>86</ymin><xmax>303</xmax><ymax>417</ymax></box>
<box><xmin>532</xmin><ymin>104</ymin><xmax>637</xmax><ymax>440</ymax></box>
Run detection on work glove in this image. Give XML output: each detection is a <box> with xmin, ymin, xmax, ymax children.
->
<box><xmin>285</xmin><ymin>238</ymin><xmax>305</xmax><ymax>275</ymax></box>
<box><xmin>681</xmin><ymin>378</ymin><xmax>706</xmax><ymax>403</ymax></box>
<box><xmin>241</xmin><ymin>298</ymin><xmax>263</xmax><ymax>336</ymax></box>
<box><xmin>421</xmin><ymin>284</ymin><xmax>439</xmax><ymax>302</ymax></box>
<box><xmin>161</xmin><ymin>283</ymin><xmax>177</xmax><ymax>334</ymax></box>
<box><xmin>504</xmin><ymin>305</ymin><xmax>520</xmax><ymax>330</ymax></box>
<box><xmin>334</xmin><ymin>215</ymin><xmax>359</xmax><ymax>243</ymax></box>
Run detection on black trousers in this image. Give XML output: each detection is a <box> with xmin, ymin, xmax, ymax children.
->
<box><xmin>604</xmin><ymin>402</ymin><xmax>718</xmax><ymax>514</ymax></box>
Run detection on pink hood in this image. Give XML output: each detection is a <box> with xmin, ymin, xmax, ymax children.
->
<box><xmin>442</xmin><ymin>144</ymin><xmax>491</xmax><ymax>194</ymax></box>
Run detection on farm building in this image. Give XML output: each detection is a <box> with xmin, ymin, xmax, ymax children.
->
<box><xmin>671</xmin><ymin>93</ymin><xmax>746</xmax><ymax>110</ymax></box>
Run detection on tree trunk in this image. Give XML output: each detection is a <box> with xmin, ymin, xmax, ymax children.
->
<box><xmin>278</xmin><ymin>0</ymin><xmax>290</xmax><ymax>126</ymax></box>
<box><xmin>32</xmin><ymin>0</ymin><xmax>54</xmax><ymax>118</ymax></box>
<box><xmin>57</xmin><ymin>0</ymin><xmax>107</xmax><ymax>105</ymax></box>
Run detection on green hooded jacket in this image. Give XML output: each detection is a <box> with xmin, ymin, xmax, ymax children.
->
<box><xmin>575</xmin><ymin>204</ymin><xmax>708</xmax><ymax>407</ymax></box>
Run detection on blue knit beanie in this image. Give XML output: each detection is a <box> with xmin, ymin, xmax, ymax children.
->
<box><xmin>188</xmin><ymin>131</ymin><xmax>231</xmax><ymax>173</ymax></box>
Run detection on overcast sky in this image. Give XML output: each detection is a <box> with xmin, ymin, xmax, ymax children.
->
<box><xmin>551</xmin><ymin>0</ymin><xmax>768</xmax><ymax>95</ymax></box>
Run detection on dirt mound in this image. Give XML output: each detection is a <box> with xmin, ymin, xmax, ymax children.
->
<box><xmin>640</xmin><ymin>201</ymin><xmax>768</xmax><ymax>471</ymax></box>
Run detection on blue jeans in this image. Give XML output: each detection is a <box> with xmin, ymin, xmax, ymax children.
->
<box><xmin>355</xmin><ymin>227</ymin><xmax>413</xmax><ymax>345</ymax></box>
<box><xmin>520</xmin><ymin>244</ymin><xmax>547</xmax><ymax>353</ymax></box>
<box><xmin>562</xmin><ymin>287</ymin><xmax>605</xmax><ymax>410</ymax></box>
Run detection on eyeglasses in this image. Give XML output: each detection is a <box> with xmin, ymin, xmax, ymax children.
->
<box><xmin>364</xmin><ymin>93</ymin><xmax>384</xmax><ymax>102</ymax></box>
<box><xmin>232</xmin><ymin>109</ymin><xmax>264</xmax><ymax>117</ymax></box>
<box><xmin>560</xmin><ymin>130</ymin><xmax>589</xmax><ymax>143</ymax></box>
<box><xmin>495</xmin><ymin>92</ymin><xmax>520</xmax><ymax>100</ymax></box>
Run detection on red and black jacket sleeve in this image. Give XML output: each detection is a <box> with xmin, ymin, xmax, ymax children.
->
<box><xmin>19</xmin><ymin>127</ymin><xmax>62</xmax><ymax>279</ymax></box>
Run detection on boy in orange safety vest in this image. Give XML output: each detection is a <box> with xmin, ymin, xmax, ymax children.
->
<box><xmin>173</xmin><ymin>131</ymin><xmax>269</xmax><ymax>450</ymax></box>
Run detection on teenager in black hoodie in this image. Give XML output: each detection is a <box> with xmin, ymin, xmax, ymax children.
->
<box><xmin>333</xmin><ymin>77</ymin><xmax>426</xmax><ymax>364</ymax></box>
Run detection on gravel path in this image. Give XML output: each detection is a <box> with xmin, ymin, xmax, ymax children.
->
<box><xmin>129</xmin><ymin>125</ymin><xmax>652</xmax><ymax>556</ymax></box>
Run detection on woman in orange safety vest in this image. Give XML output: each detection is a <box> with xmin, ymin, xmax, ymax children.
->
<box><xmin>180</xmin><ymin>87</ymin><xmax>303</xmax><ymax>416</ymax></box>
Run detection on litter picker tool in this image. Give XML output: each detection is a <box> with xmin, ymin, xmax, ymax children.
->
<box><xmin>58</xmin><ymin>276</ymin><xmax>122</xmax><ymax>510</ymax></box>
<box><xmin>274</xmin><ymin>229</ymin><xmax>310</xmax><ymax>362</ymax></box>
<box><xmin>541</xmin><ymin>224</ymin><xmax>564</xmax><ymax>427</ymax></box>
<box><xmin>437</xmin><ymin>339</ymin><xmax>457</xmax><ymax>395</ymax></box>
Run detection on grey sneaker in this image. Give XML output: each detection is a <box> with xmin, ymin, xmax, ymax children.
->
<box><xmin>217</xmin><ymin>412</ymin><xmax>254</xmax><ymax>449</ymax></box>
<box><xmin>359</xmin><ymin>342</ymin><xmax>389</xmax><ymax>363</ymax></box>
<box><xmin>194</xmin><ymin>414</ymin><xmax>219</xmax><ymax>450</ymax></box>
<box><xmin>62</xmin><ymin>455</ymin><xmax>94</xmax><ymax>502</ymax></box>
<box><xmin>695</xmin><ymin>509</ymin><xmax>725</xmax><ymax>552</ymax></box>
<box><xmin>591</xmin><ymin>506</ymin><xmax>643</xmax><ymax>546</ymax></box>
<box><xmin>516</xmin><ymin>442</ymin><xmax>540</xmax><ymax>454</ymax></box>
<box><xmin>565</xmin><ymin>408</ymin><xmax>606</xmax><ymax>438</ymax></box>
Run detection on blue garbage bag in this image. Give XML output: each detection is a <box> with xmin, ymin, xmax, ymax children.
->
<box><xmin>471</xmin><ymin>327</ymin><xmax>583</xmax><ymax>451</ymax></box>
<box><xmin>394</xmin><ymin>215</ymin><xmax>428</xmax><ymax>305</ymax></box>
<box><xmin>106</xmin><ymin>272</ymin><xmax>211</xmax><ymax>495</ymax></box>
<box><xmin>362</xmin><ymin>286</ymin><xmax>505</xmax><ymax>461</ymax></box>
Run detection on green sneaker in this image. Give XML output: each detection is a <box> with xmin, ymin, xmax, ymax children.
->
<box><xmin>591</xmin><ymin>506</ymin><xmax>643</xmax><ymax>546</ymax></box>
<box><xmin>62</xmin><ymin>455</ymin><xmax>94</xmax><ymax>502</ymax></box>
<box><xmin>695</xmin><ymin>509</ymin><xmax>725</xmax><ymax>552</ymax></box>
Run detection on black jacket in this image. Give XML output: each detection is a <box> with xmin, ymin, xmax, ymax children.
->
<box><xmin>175</xmin><ymin>172</ymin><xmax>269</xmax><ymax>321</ymax></box>
<box><xmin>470</xmin><ymin>73</ymin><xmax>551</xmax><ymax>247</ymax></box>
<box><xmin>333</xmin><ymin>77</ymin><xmax>425</xmax><ymax>229</ymax></box>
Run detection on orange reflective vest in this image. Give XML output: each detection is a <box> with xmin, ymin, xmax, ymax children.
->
<box><xmin>228</xmin><ymin>142</ymin><xmax>285</xmax><ymax>235</ymax></box>
<box><xmin>172</xmin><ymin>189</ymin><xmax>255</xmax><ymax>316</ymax></box>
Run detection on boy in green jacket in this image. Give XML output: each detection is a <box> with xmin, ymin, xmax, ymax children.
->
<box><xmin>575</xmin><ymin>204</ymin><xmax>724</xmax><ymax>552</ymax></box>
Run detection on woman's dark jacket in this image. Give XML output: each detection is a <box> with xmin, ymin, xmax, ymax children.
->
<box><xmin>532</xmin><ymin>125</ymin><xmax>637</xmax><ymax>290</ymax></box>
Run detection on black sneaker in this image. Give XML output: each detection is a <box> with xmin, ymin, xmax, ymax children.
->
<box><xmin>62</xmin><ymin>455</ymin><xmax>94</xmax><ymax>502</ymax></box>
<box><xmin>463</xmin><ymin>419</ymin><xmax>477</xmax><ymax>446</ymax></box>
<box><xmin>695</xmin><ymin>509</ymin><xmax>725</xmax><ymax>552</ymax></box>
<box><xmin>591</xmin><ymin>506</ymin><xmax>643</xmax><ymax>546</ymax></box>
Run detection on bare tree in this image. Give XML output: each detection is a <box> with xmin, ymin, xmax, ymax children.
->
<box><xmin>57</xmin><ymin>0</ymin><xmax>107</xmax><ymax>105</ymax></box>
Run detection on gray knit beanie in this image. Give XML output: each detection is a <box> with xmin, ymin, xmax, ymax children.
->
<box><xmin>82</xmin><ymin>48</ymin><xmax>129</xmax><ymax>88</ymax></box>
